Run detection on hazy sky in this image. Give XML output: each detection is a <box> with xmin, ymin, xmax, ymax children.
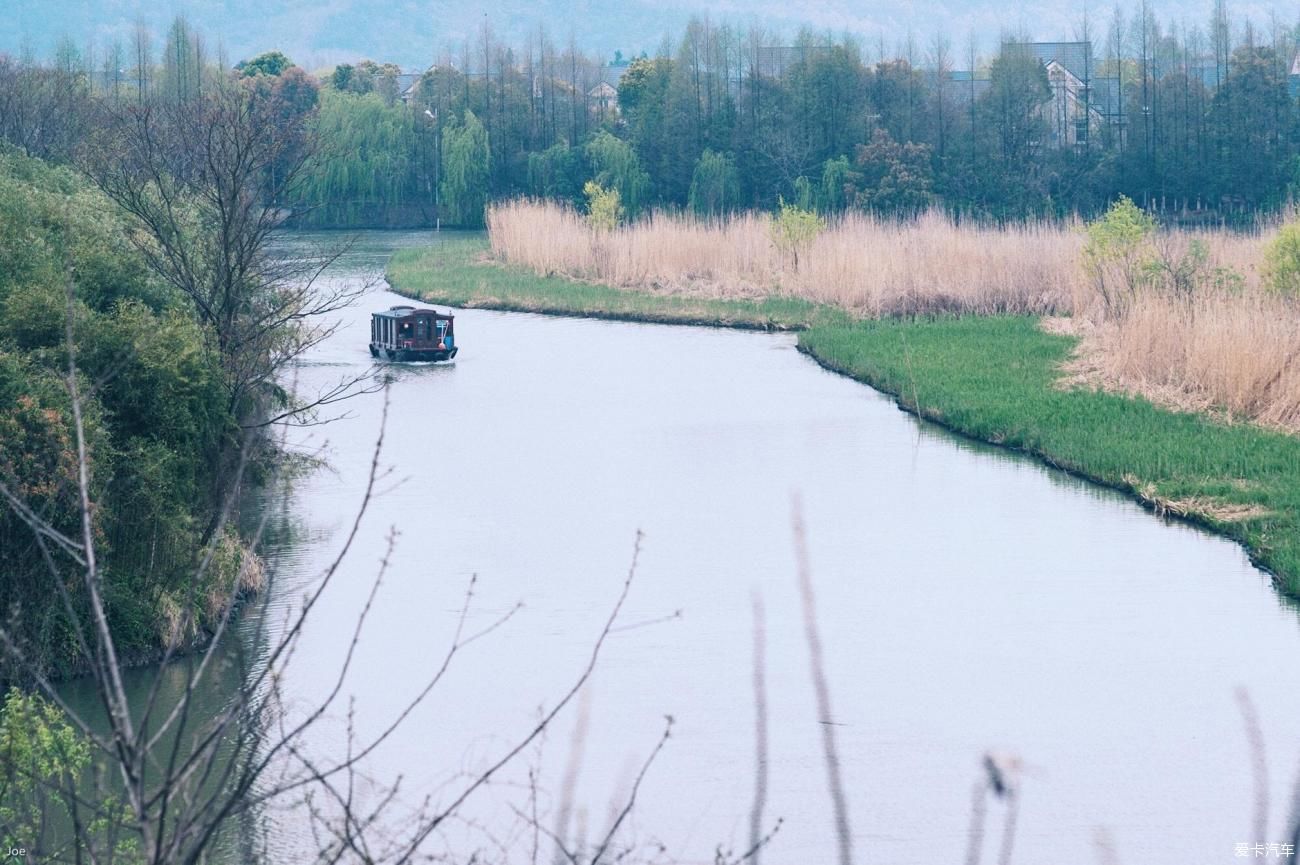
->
<box><xmin>3</xmin><ymin>0</ymin><xmax>1296</xmax><ymax>70</ymax></box>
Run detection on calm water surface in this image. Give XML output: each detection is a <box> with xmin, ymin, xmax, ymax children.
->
<box><xmin>68</xmin><ymin>230</ymin><xmax>1300</xmax><ymax>864</ymax></box>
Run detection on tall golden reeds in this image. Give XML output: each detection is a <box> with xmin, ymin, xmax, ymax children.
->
<box><xmin>487</xmin><ymin>199</ymin><xmax>1300</xmax><ymax>433</ymax></box>
<box><xmin>1070</xmin><ymin>287</ymin><xmax>1300</xmax><ymax>430</ymax></box>
<box><xmin>488</xmin><ymin>200</ymin><xmax>1084</xmax><ymax>315</ymax></box>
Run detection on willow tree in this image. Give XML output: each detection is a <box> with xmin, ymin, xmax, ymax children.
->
<box><xmin>688</xmin><ymin>148</ymin><xmax>739</xmax><ymax>217</ymax></box>
<box><xmin>585</xmin><ymin>129</ymin><xmax>650</xmax><ymax>215</ymax></box>
<box><xmin>298</xmin><ymin>90</ymin><xmax>423</xmax><ymax>226</ymax></box>
<box><xmin>441</xmin><ymin>109</ymin><xmax>490</xmax><ymax>227</ymax></box>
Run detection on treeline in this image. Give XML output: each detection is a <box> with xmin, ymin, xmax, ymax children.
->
<box><xmin>5</xmin><ymin>8</ymin><xmax>1300</xmax><ymax>227</ymax></box>
<box><xmin>296</xmin><ymin>7</ymin><xmax>1300</xmax><ymax>225</ymax></box>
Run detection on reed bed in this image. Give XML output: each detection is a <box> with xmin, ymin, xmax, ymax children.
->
<box><xmin>487</xmin><ymin>199</ymin><xmax>1300</xmax><ymax>434</ymax></box>
<box><xmin>1070</xmin><ymin>290</ymin><xmax>1300</xmax><ymax>431</ymax></box>
<box><xmin>487</xmin><ymin>200</ymin><xmax>1082</xmax><ymax>315</ymax></box>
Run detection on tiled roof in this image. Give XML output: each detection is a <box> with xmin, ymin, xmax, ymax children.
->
<box><xmin>1007</xmin><ymin>41</ymin><xmax>1094</xmax><ymax>81</ymax></box>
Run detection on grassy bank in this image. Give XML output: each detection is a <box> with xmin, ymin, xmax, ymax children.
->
<box><xmin>387</xmin><ymin>237</ymin><xmax>851</xmax><ymax>330</ymax></box>
<box><xmin>388</xmin><ymin>238</ymin><xmax>1300</xmax><ymax>596</ymax></box>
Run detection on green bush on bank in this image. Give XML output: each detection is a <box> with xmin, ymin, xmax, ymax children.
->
<box><xmin>0</xmin><ymin>688</ymin><xmax>138</xmax><ymax>857</ymax></box>
<box><xmin>584</xmin><ymin>181</ymin><xmax>623</xmax><ymax>232</ymax></box>
<box><xmin>770</xmin><ymin>199</ymin><xmax>825</xmax><ymax>272</ymax></box>
<box><xmin>1264</xmin><ymin>221</ymin><xmax>1300</xmax><ymax>296</ymax></box>
<box><xmin>0</xmin><ymin>148</ymin><xmax>240</xmax><ymax>678</ymax></box>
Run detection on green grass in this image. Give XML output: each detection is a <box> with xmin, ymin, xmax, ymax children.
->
<box><xmin>388</xmin><ymin>238</ymin><xmax>1300</xmax><ymax>597</ymax></box>
<box><xmin>386</xmin><ymin>238</ymin><xmax>852</xmax><ymax>331</ymax></box>
<box><xmin>802</xmin><ymin>317</ymin><xmax>1300</xmax><ymax>591</ymax></box>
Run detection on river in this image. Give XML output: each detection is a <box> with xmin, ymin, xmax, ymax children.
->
<box><xmin>63</xmin><ymin>230</ymin><xmax>1300</xmax><ymax>864</ymax></box>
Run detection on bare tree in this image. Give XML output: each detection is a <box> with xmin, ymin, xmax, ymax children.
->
<box><xmin>0</xmin><ymin>56</ymin><xmax>94</xmax><ymax>161</ymax></box>
<box><xmin>80</xmin><ymin>69</ymin><xmax>376</xmax><ymax>534</ymax></box>
<box><xmin>929</xmin><ymin>32</ymin><xmax>954</xmax><ymax>159</ymax></box>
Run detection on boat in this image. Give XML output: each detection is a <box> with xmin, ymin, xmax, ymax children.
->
<box><xmin>369</xmin><ymin>305</ymin><xmax>458</xmax><ymax>362</ymax></box>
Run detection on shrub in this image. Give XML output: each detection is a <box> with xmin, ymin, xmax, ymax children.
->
<box><xmin>0</xmin><ymin>689</ymin><xmax>138</xmax><ymax>856</ymax></box>
<box><xmin>0</xmin><ymin>689</ymin><xmax>88</xmax><ymax>849</ymax></box>
<box><xmin>1264</xmin><ymin>221</ymin><xmax>1300</xmax><ymax>296</ymax></box>
<box><xmin>770</xmin><ymin>198</ymin><xmax>825</xmax><ymax>271</ymax></box>
<box><xmin>584</xmin><ymin>181</ymin><xmax>623</xmax><ymax>232</ymax></box>
<box><xmin>1083</xmin><ymin>195</ymin><xmax>1157</xmax><ymax>316</ymax></box>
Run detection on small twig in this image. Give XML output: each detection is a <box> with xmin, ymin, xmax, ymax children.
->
<box><xmin>792</xmin><ymin>496</ymin><xmax>854</xmax><ymax>865</ymax></box>
<box><xmin>748</xmin><ymin>593</ymin><xmax>770</xmax><ymax>865</ymax></box>
<box><xmin>1236</xmin><ymin>687</ymin><xmax>1270</xmax><ymax>844</ymax></box>
<box><xmin>589</xmin><ymin>716</ymin><xmax>673</xmax><ymax>864</ymax></box>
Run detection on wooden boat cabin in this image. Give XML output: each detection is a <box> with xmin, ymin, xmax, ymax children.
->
<box><xmin>369</xmin><ymin>305</ymin><xmax>458</xmax><ymax>362</ymax></box>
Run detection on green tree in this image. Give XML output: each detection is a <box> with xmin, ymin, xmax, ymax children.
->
<box><xmin>527</xmin><ymin>141</ymin><xmax>585</xmax><ymax>205</ymax></box>
<box><xmin>849</xmin><ymin>128</ymin><xmax>936</xmax><ymax>213</ymax></box>
<box><xmin>585</xmin><ymin>129</ymin><xmax>650</xmax><ymax>215</ymax></box>
<box><xmin>618</xmin><ymin>55</ymin><xmax>674</xmax><ymax>202</ymax></box>
<box><xmin>820</xmin><ymin>156</ymin><xmax>855</xmax><ymax>214</ymax></box>
<box><xmin>770</xmin><ymin>198</ymin><xmax>825</xmax><ymax>271</ymax></box>
<box><xmin>1210</xmin><ymin>46</ymin><xmax>1295</xmax><ymax>209</ymax></box>
<box><xmin>441</xmin><ymin>109</ymin><xmax>491</xmax><ymax>227</ymax></box>
<box><xmin>985</xmin><ymin>44</ymin><xmax>1050</xmax><ymax>164</ymax></box>
<box><xmin>236</xmin><ymin>51</ymin><xmax>292</xmax><ymax>77</ymax></box>
<box><xmin>688</xmin><ymin>149</ymin><xmax>739</xmax><ymax>217</ymax></box>
<box><xmin>0</xmin><ymin>149</ymin><xmax>240</xmax><ymax>676</ymax></box>
<box><xmin>977</xmin><ymin>43</ymin><xmax>1052</xmax><ymax>215</ymax></box>
<box><xmin>331</xmin><ymin>62</ymin><xmax>356</xmax><ymax>92</ymax></box>
<box><xmin>0</xmin><ymin>690</ymin><xmax>93</xmax><ymax>852</ymax></box>
<box><xmin>1083</xmin><ymin>195</ymin><xmax>1157</xmax><ymax>314</ymax></box>
<box><xmin>792</xmin><ymin>175</ymin><xmax>817</xmax><ymax>211</ymax></box>
<box><xmin>298</xmin><ymin>91</ymin><xmax>425</xmax><ymax>226</ymax></box>
<box><xmin>584</xmin><ymin>180</ymin><xmax>623</xmax><ymax>231</ymax></box>
<box><xmin>617</xmin><ymin>55</ymin><xmax>671</xmax><ymax>118</ymax></box>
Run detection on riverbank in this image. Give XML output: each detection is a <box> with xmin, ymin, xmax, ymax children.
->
<box><xmin>388</xmin><ymin>237</ymin><xmax>1300</xmax><ymax>596</ymax></box>
<box><xmin>387</xmin><ymin>236</ymin><xmax>849</xmax><ymax>331</ymax></box>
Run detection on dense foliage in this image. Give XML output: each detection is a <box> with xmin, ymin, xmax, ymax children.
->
<box><xmin>294</xmin><ymin>90</ymin><xmax>434</xmax><ymax>227</ymax></box>
<box><xmin>285</xmin><ymin>11</ymin><xmax>1300</xmax><ymax>225</ymax></box>
<box><xmin>8</xmin><ymin>9</ymin><xmax>1300</xmax><ymax>228</ymax></box>
<box><xmin>0</xmin><ymin>148</ymin><xmax>245</xmax><ymax>677</ymax></box>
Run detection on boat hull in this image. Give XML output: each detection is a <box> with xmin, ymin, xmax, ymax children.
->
<box><xmin>369</xmin><ymin>344</ymin><xmax>458</xmax><ymax>362</ymax></box>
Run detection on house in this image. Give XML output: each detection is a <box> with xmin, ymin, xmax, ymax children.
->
<box><xmin>1006</xmin><ymin>41</ymin><xmax>1124</xmax><ymax>148</ymax></box>
<box><xmin>588</xmin><ymin>80</ymin><xmax>619</xmax><ymax>114</ymax></box>
<box><xmin>395</xmin><ymin>71</ymin><xmax>422</xmax><ymax>101</ymax></box>
<box><xmin>935</xmin><ymin>69</ymin><xmax>992</xmax><ymax>105</ymax></box>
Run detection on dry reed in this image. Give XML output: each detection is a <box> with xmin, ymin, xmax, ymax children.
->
<box><xmin>488</xmin><ymin>200</ymin><xmax>1300</xmax><ymax>433</ymax></box>
<box><xmin>1068</xmin><ymin>290</ymin><xmax>1300</xmax><ymax>431</ymax></box>
<box><xmin>488</xmin><ymin>200</ymin><xmax>1082</xmax><ymax>316</ymax></box>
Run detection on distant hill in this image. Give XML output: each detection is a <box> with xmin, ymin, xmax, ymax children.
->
<box><xmin>3</xmin><ymin>0</ymin><xmax>1294</xmax><ymax>72</ymax></box>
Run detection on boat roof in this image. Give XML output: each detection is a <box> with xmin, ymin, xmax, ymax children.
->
<box><xmin>372</xmin><ymin>304</ymin><xmax>453</xmax><ymax>319</ymax></box>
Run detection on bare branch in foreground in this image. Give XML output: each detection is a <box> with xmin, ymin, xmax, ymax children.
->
<box><xmin>791</xmin><ymin>495</ymin><xmax>854</xmax><ymax>865</ymax></box>
<box><xmin>747</xmin><ymin>593</ymin><xmax>770</xmax><ymax>865</ymax></box>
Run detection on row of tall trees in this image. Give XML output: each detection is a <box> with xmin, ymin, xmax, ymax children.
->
<box><xmin>5</xmin><ymin>7</ymin><xmax>1300</xmax><ymax>227</ymax></box>
<box><xmin>338</xmin><ymin>6</ymin><xmax>1300</xmax><ymax>223</ymax></box>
